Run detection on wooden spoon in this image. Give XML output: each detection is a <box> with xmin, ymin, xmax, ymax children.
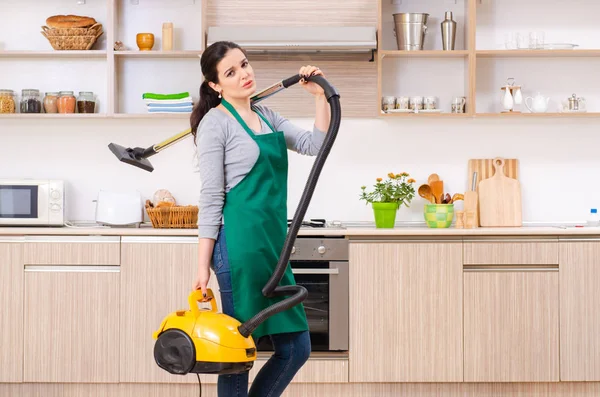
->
<box><xmin>418</xmin><ymin>184</ymin><xmax>436</xmax><ymax>204</ymax></box>
<box><xmin>429</xmin><ymin>180</ymin><xmax>444</xmax><ymax>204</ymax></box>
<box><xmin>428</xmin><ymin>173</ymin><xmax>440</xmax><ymax>185</ymax></box>
<box><xmin>451</xmin><ymin>193</ymin><xmax>464</xmax><ymax>203</ymax></box>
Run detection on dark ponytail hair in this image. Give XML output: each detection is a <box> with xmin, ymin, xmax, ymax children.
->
<box><xmin>190</xmin><ymin>41</ymin><xmax>247</xmax><ymax>143</ymax></box>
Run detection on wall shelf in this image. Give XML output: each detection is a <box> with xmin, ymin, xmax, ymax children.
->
<box><xmin>2</xmin><ymin>1</ymin><xmax>598</xmax><ymax>119</ymax></box>
<box><xmin>0</xmin><ymin>0</ymin><xmax>377</xmax><ymax>119</ymax></box>
<box><xmin>0</xmin><ymin>50</ymin><xmax>107</xmax><ymax>59</ymax></box>
<box><xmin>476</xmin><ymin>50</ymin><xmax>600</xmax><ymax>58</ymax></box>
<box><xmin>0</xmin><ymin>113</ymin><xmax>108</xmax><ymax>119</ymax></box>
<box><xmin>475</xmin><ymin>112</ymin><xmax>600</xmax><ymax>118</ymax></box>
<box><xmin>380</xmin><ymin>50</ymin><xmax>469</xmax><ymax>58</ymax></box>
<box><xmin>377</xmin><ymin>0</ymin><xmax>600</xmax><ymax>117</ymax></box>
<box><xmin>113</xmin><ymin>50</ymin><xmax>203</xmax><ymax>58</ymax></box>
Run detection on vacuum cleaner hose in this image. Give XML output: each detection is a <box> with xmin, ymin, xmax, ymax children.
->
<box><xmin>237</xmin><ymin>73</ymin><xmax>341</xmax><ymax>338</ymax></box>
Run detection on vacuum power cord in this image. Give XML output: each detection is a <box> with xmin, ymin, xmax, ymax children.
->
<box><xmin>237</xmin><ymin>74</ymin><xmax>341</xmax><ymax>338</ymax></box>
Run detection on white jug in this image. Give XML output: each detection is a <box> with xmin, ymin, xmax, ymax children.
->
<box><xmin>525</xmin><ymin>93</ymin><xmax>550</xmax><ymax>113</ymax></box>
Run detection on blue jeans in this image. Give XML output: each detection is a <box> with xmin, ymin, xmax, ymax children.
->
<box><xmin>211</xmin><ymin>226</ymin><xmax>311</xmax><ymax>397</ymax></box>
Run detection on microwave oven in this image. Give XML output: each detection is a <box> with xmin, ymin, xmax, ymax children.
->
<box><xmin>0</xmin><ymin>179</ymin><xmax>65</xmax><ymax>226</ymax></box>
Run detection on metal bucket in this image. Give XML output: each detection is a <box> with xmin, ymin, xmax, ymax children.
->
<box><xmin>393</xmin><ymin>13</ymin><xmax>429</xmax><ymax>51</ymax></box>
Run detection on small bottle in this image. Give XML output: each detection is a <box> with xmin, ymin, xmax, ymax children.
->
<box><xmin>588</xmin><ymin>209</ymin><xmax>599</xmax><ymax>227</ymax></box>
<box><xmin>162</xmin><ymin>22</ymin><xmax>173</xmax><ymax>51</ymax></box>
<box><xmin>441</xmin><ymin>11</ymin><xmax>457</xmax><ymax>51</ymax></box>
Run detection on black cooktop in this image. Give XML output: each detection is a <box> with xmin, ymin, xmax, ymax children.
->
<box><xmin>287</xmin><ymin>218</ymin><xmax>326</xmax><ymax>228</ymax></box>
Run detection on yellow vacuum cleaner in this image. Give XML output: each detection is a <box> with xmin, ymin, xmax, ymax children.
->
<box><xmin>109</xmin><ymin>73</ymin><xmax>341</xmax><ymax>376</ymax></box>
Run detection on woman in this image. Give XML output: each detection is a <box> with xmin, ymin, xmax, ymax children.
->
<box><xmin>191</xmin><ymin>40</ymin><xmax>330</xmax><ymax>397</ymax></box>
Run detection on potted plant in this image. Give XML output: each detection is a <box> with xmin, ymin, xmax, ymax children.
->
<box><xmin>360</xmin><ymin>172</ymin><xmax>416</xmax><ymax>228</ymax></box>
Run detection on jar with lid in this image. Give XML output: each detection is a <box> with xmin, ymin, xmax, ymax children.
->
<box><xmin>20</xmin><ymin>89</ymin><xmax>42</xmax><ymax>113</ymax></box>
<box><xmin>57</xmin><ymin>91</ymin><xmax>76</xmax><ymax>114</ymax></box>
<box><xmin>0</xmin><ymin>89</ymin><xmax>16</xmax><ymax>114</ymax></box>
<box><xmin>43</xmin><ymin>92</ymin><xmax>59</xmax><ymax>113</ymax></box>
<box><xmin>77</xmin><ymin>91</ymin><xmax>96</xmax><ymax>114</ymax></box>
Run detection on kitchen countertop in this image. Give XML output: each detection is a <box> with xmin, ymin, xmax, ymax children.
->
<box><xmin>1</xmin><ymin>222</ymin><xmax>600</xmax><ymax>238</ymax></box>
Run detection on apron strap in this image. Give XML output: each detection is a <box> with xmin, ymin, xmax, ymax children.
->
<box><xmin>221</xmin><ymin>99</ymin><xmax>277</xmax><ymax>136</ymax></box>
<box><xmin>221</xmin><ymin>99</ymin><xmax>255</xmax><ymax>136</ymax></box>
<box><xmin>253</xmin><ymin>106</ymin><xmax>277</xmax><ymax>133</ymax></box>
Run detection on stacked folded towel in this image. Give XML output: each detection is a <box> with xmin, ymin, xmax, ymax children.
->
<box><xmin>143</xmin><ymin>92</ymin><xmax>193</xmax><ymax>113</ymax></box>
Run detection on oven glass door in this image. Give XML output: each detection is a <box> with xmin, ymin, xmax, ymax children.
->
<box><xmin>0</xmin><ymin>185</ymin><xmax>38</xmax><ymax>218</ymax></box>
<box><xmin>255</xmin><ymin>261</ymin><xmax>330</xmax><ymax>352</ymax></box>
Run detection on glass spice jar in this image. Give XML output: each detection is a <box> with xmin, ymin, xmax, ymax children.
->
<box><xmin>0</xmin><ymin>89</ymin><xmax>16</xmax><ymax>114</ymax></box>
<box><xmin>57</xmin><ymin>91</ymin><xmax>76</xmax><ymax>114</ymax></box>
<box><xmin>20</xmin><ymin>89</ymin><xmax>42</xmax><ymax>113</ymax></box>
<box><xmin>77</xmin><ymin>91</ymin><xmax>96</xmax><ymax>114</ymax></box>
<box><xmin>43</xmin><ymin>92</ymin><xmax>59</xmax><ymax>113</ymax></box>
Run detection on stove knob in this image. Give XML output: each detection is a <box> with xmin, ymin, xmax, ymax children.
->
<box><xmin>317</xmin><ymin>245</ymin><xmax>326</xmax><ymax>254</ymax></box>
<box><xmin>291</xmin><ymin>246</ymin><xmax>296</xmax><ymax>254</ymax></box>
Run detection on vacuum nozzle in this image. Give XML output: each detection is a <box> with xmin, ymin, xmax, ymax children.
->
<box><xmin>108</xmin><ymin>143</ymin><xmax>155</xmax><ymax>172</ymax></box>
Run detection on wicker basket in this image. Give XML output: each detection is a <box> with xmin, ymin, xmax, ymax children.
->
<box><xmin>146</xmin><ymin>204</ymin><xmax>199</xmax><ymax>229</ymax></box>
<box><xmin>41</xmin><ymin>23</ymin><xmax>103</xmax><ymax>37</ymax></box>
<box><xmin>41</xmin><ymin>24</ymin><xmax>104</xmax><ymax>50</ymax></box>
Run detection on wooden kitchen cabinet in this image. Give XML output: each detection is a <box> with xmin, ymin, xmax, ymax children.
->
<box><xmin>0</xmin><ymin>238</ymin><xmax>24</xmax><ymax>383</ymax></box>
<box><xmin>119</xmin><ymin>237</ymin><xmax>220</xmax><ymax>384</ymax></box>
<box><xmin>464</xmin><ymin>269</ymin><xmax>559</xmax><ymax>382</ymax></box>
<box><xmin>559</xmin><ymin>239</ymin><xmax>600</xmax><ymax>381</ymax></box>
<box><xmin>463</xmin><ymin>238</ymin><xmax>559</xmax><ymax>265</ymax></box>
<box><xmin>348</xmin><ymin>240</ymin><xmax>463</xmax><ymax>383</ymax></box>
<box><xmin>23</xmin><ymin>263</ymin><xmax>120</xmax><ymax>383</ymax></box>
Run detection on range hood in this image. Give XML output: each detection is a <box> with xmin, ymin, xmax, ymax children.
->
<box><xmin>206</xmin><ymin>26</ymin><xmax>377</xmax><ymax>53</ymax></box>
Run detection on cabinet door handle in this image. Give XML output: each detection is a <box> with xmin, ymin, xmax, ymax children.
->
<box><xmin>24</xmin><ymin>236</ymin><xmax>119</xmax><ymax>243</ymax></box>
<box><xmin>464</xmin><ymin>265</ymin><xmax>558</xmax><ymax>272</ymax></box>
<box><xmin>24</xmin><ymin>265</ymin><xmax>120</xmax><ymax>273</ymax></box>
<box><xmin>121</xmin><ymin>236</ymin><xmax>198</xmax><ymax>244</ymax></box>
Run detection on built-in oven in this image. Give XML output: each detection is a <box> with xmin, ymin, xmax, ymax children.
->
<box><xmin>255</xmin><ymin>236</ymin><xmax>349</xmax><ymax>352</ymax></box>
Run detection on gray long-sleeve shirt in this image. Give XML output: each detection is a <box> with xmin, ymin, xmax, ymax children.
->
<box><xmin>196</xmin><ymin>104</ymin><xmax>326</xmax><ymax>239</ymax></box>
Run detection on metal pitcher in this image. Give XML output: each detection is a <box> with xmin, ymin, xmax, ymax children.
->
<box><xmin>393</xmin><ymin>13</ymin><xmax>429</xmax><ymax>51</ymax></box>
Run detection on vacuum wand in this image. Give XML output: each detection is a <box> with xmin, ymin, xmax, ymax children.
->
<box><xmin>107</xmin><ymin>74</ymin><xmax>320</xmax><ymax>173</ymax></box>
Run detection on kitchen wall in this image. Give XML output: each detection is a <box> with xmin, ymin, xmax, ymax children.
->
<box><xmin>2</xmin><ymin>115</ymin><xmax>596</xmax><ymax>224</ymax></box>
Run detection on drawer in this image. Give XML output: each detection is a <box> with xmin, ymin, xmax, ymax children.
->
<box><xmin>24</xmin><ymin>236</ymin><xmax>120</xmax><ymax>265</ymax></box>
<box><xmin>463</xmin><ymin>238</ymin><xmax>559</xmax><ymax>265</ymax></box>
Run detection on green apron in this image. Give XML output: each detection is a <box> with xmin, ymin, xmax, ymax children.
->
<box><xmin>220</xmin><ymin>99</ymin><xmax>309</xmax><ymax>340</ymax></box>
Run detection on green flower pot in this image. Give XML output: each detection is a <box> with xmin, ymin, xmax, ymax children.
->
<box><xmin>424</xmin><ymin>204</ymin><xmax>454</xmax><ymax>228</ymax></box>
<box><xmin>372</xmin><ymin>202</ymin><xmax>399</xmax><ymax>228</ymax></box>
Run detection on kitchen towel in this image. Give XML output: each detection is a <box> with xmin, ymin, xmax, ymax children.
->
<box><xmin>142</xmin><ymin>92</ymin><xmax>194</xmax><ymax>113</ymax></box>
<box><xmin>147</xmin><ymin>106</ymin><xmax>193</xmax><ymax>113</ymax></box>
<box><xmin>142</xmin><ymin>92</ymin><xmax>190</xmax><ymax>100</ymax></box>
<box><xmin>144</xmin><ymin>98</ymin><xmax>193</xmax><ymax>105</ymax></box>
<box><xmin>146</xmin><ymin>102</ymin><xmax>193</xmax><ymax>108</ymax></box>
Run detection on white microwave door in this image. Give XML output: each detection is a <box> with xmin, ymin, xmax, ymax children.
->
<box><xmin>0</xmin><ymin>185</ymin><xmax>47</xmax><ymax>224</ymax></box>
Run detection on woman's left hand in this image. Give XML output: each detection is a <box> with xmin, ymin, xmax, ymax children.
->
<box><xmin>299</xmin><ymin>65</ymin><xmax>325</xmax><ymax>97</ymax></box>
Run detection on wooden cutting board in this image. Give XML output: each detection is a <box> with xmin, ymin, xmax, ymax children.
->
<box><xmin>468</xmin><ymin>158</ymin><xmax>519</xmax><ymax>189</ymax></box>
<box><xmin>477</xmin><ymin>158</ymin><xmax>522</xmax><ymax>227</ymax></box>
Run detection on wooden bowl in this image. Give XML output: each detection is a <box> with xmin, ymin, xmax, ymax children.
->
<box><xmin>136</xmin><ymin>33</ymin><xmax>154</xmax><ymax>51</ymax></box>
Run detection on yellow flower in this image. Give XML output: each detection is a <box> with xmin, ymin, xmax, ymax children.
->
<box><xmin>401</xmin><ymin>172</ymin><xmax>409</xmax><ymax>177</ymax></box>
<box><xmin>408</xmin><ymin>178</ymin><xmax>416</xmax><ymax>184</ymax></box>
<box><xmin>376</xmin><ymin>178</ymin><xmax>382</xmax><ymax>182</ymax></box>
<box><xmin>388</xmin><ymin>172</ymin><xmax>395</xmax><ymax>179</ymax></box>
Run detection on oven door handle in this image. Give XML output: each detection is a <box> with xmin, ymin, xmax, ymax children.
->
<box><xmin>292</xmin><ymin>268</ymin><xmax>339</xmax><ymax>275</ymax></box>
<box><xmin>292</xmin><ymin>268</ymin><xmax>340</xmax><ymax>274</ymax></box>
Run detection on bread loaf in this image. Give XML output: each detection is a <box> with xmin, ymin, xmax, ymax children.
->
<box><xmin>153</xmin><ymin>189</ymin><xmax>176</xmax><ymax>206</ymax></box>
<box><xmin>46</xmin><ymin>15</ymin><xmax>97</xmax><ymax>29</ymax></box>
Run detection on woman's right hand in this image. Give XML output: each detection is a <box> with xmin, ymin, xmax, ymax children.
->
<box><xmin>193</xmin><ymin>265</ymin><xmax>211</xmax><ymax>298</ymax></box>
